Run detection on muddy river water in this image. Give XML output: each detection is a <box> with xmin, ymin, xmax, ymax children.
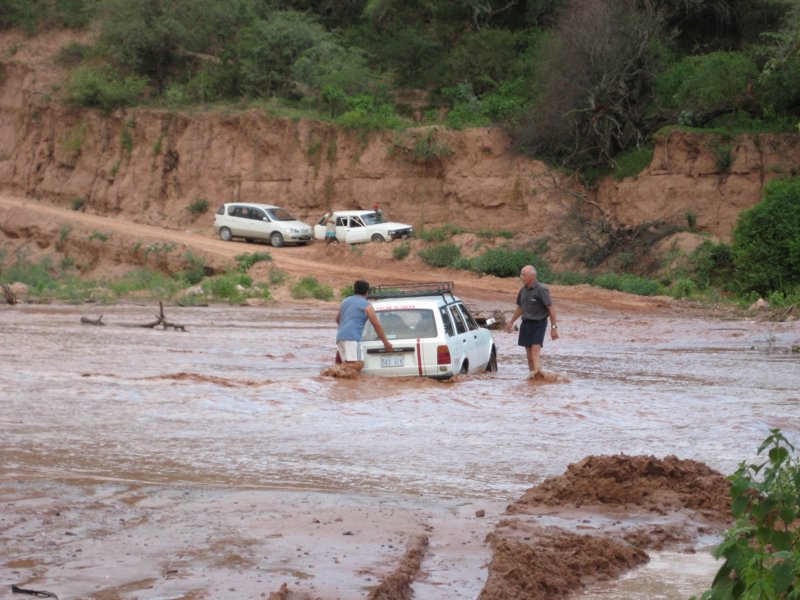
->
<box><xmin>1</xmin><ymin>300</ymin><xmax>799</xmax><ymax>599</ymax></box>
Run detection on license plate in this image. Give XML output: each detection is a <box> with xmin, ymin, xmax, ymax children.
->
<box><xmin>380</xmin><ymin>354</ymin><xmax>404</xmax><ymax>368</ymax></box>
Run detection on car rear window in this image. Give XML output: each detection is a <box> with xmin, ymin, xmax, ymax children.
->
<box><xmin>363</xmin><ymin>309</ymin><xmax>438</xmax><ymax>340</ymax></box>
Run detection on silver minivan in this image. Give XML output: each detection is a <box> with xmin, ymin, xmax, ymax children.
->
<box><xmin>214</xmin><ymin>203</ymin><xmax>313</xmax><ymax>247</ymax></box>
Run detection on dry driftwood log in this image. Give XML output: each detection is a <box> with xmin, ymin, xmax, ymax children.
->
<box><xmin>140</xmin><ymin>301</ymin><xmax>186</xmax><ymax>331</ymax></box>
<box><xmin>2</xmin><ymin>283</ymin><xmax>17</xmax><ymax>305</ymax></box>
<box><xmin>80</xmin><ymin>315</ymin><xmax>105</xmax><ymax>325</ymax></box>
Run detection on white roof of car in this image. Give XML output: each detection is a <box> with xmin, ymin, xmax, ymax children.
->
<box><xmin>329</xmin><ymin>210</ymin><xmax>378</xmax><ymax>216</ymax></box>
<box><xmin>225</xmin><ymin>202</ymin><xmax>281</xmax><ymax>210</ymax></box>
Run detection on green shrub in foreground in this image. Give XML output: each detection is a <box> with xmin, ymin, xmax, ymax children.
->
<box><xmin>291</xmin><ymin>276</ymin><xmax>334</xmax><ymax>301</ymax></box>
<box><xmin>693</xmin><ymin>429</ymin><xmax>799</xmax><ymax>599</ymax></box>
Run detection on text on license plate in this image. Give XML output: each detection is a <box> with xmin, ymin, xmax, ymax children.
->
<box><xmin>380</xmin><ymin>354</ymin><xmax>404</xmax><ymax>368</ymax></box>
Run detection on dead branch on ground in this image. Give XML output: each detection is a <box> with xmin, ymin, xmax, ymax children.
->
<box><xmin>80</xmin><ymin>315</ymin><xmax>105</xmax><ymax>326</ymax></box>
<box><xmin>2</xmin><ymin>283</ymin><xmax>17</xmax><ymax>305</ymax></box>
<box><xmin>139</xmin><ymin>301</ymin><xmax>186</xmax><ymax>331</ymax></box>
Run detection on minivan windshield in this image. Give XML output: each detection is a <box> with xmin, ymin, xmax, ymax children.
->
<box><xmin>266</xmin><ymin>208</ymin><xmax>297</xmax><ymax>221</ymax></box>
<box><xmin>362</xmin><ymin>309</ymin><xmax>437</xmax><ymax>340</ymax></box>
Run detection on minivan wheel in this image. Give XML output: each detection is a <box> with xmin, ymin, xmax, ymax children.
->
<box><xmin>371</xmin><ymin>233</ymin><xmax>385</xmax><ymax>243</ymax></box>
<box><xmin>219</xmin><ymin>227</ymin><xmax>232</xmax><ymax>242</ymax></box>
<box><xmin>485</xmin><ymin>349</ymin><xmax>498</xmax><ymax>372</ymax></box>
<box><xmin>270</xmin><ymin>232</ymin><xmax>284</xmax><ymax>247</ymax></box>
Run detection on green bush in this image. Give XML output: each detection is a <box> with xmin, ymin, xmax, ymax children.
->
<box><xmin>291</xmin><ymin>276</ymin><xmax>334</xmax><ymax>300</ymax></box>
<box><xmin>202</xmin><ymin>272</ymin><xmax>252</xmax><ymax>303</ymax></box>
<box><xmin>109</xmin><ymin>268</ymin><xmax>181</xmax><ymax>299</ymax></box>
<box><xmin>419</xmin><ymin>243</ymin><xmax>462</xmax><ymax>268</ymax></box>
<box><xmin>416</xmin><ymin>223</ymin><xmax>467</xmax><ymax>242</ymax></box>
<box><xmin>470</xmin><ymin>247</ymin><xmax>553</xmax><ymax>280</ymax></box>
<box><xmin>731</xmin><ymin>177</ymin><xmax>800</xmax><ymax>296</ymax></box>
<box><xmin>687</xmin><ymin>240</ymin><xmax>736</xmax><ymax>289</ymax></box>
<box><xmin>67</xmin><ymin>66</ymin><xmax>146</xmax><ymax>111</ymax></box>
<box><xmin>612</xmin><ymin>147</ymin><xmax>654</xmax><ymax>180</ymax></box>
<box><xmin>392</xmin><ymin>243</ymin><xmax>410</xmax><ymax>260</ymax></box>
<box><xmin>655</xmin><ymin>52</ymin><xmax>758</xmax><ymax>116</ymax></box>
<box><xmin>186</xmin><ymin>198</ymin><xmax>210</xmax><ymax>216</ymax></box>
<box><xmin>554</xmin><ymin>270</ymin><xmax>593</xmax><ymax>286</ymax></box>
<box><xmin>693</xmin><ymin>429</ymin><xmax>799</xmax><ymax>600</ymax></box>
<box><xmin>335</xmin><ymin>95</ymin><xmax>403</xmax><ymax>130</ymax></box>
<box><xmin>592</xmin><ymin>272</ymin><xmax>663</xmax><ymax>296</ymax></box>
<box><xmin>669</xmin><ymin>278</ymin><xmax>697</xmax><ymax>299</ymax></box>
<box><xmin>235</xmin><ymin>252</ymin><xmax>272</xmax><ymax>273</ymax></box>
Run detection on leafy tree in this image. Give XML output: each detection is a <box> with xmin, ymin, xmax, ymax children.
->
<box><xmin>234</xmin><ymin>11</ymin><xmax>331</xmax><ymax>97</ymax></box>
<box><xmin>731</xmin><ymin>177</ymin><xmax>800</xmax><ymax>296</ymax></box>
<box><xmin>441</xmin><ymin>28</ymin><xmax>529</xmax><ymax>96</ymax></box>
<box><xmin>755</xmin><ymin>2</ymin><xmax>800</xmax><ymax>119</ymax></box>
<box><xmin>512</xmin><ymin>0</ymin><xmax>670</xmax><ymax>171</ymax></box>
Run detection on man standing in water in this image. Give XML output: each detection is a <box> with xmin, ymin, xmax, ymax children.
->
<box><xmin>336</xmin><ymin>280</ymin><xmax>393</xmax><ymax>372</ymax></box>
<box><xmin>505</xmin><ymin>265</ymin><xmax>559</xmax><ymax>379</ymax></box>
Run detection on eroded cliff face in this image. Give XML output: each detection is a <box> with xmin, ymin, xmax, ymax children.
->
<box><xmin>2</xmin><ymin>29</ymin><xmax>799</xmax><ymax>266</ymax></box>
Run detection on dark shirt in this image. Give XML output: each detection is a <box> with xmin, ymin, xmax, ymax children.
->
<box><xmin>516</xmin><ymin>281</ymin><xmax>552</xmax><ymax>321</ymax></box>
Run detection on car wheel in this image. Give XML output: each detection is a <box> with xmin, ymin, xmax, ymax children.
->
<box><xmin>460</xmin><ymin>361</ymin><xmax>468</xmax><ymax>375</ymax></box>
<box><xmin>219</xmin><ymin>227</ymin><xmax>232</xmax><ymax>242</ymax></box>
<box><xmin>371</xmin><ymin>233</ymin><xmax>385</xmax><ymax>243</ymax></box>
<box><xmin>270</xmin><ymin>232</ymin><xmax>284</xmax><ymax>247</ymax></box>
<box><xmin>485</xmin><ymin>348</ymin><xmax>498</xmax><ymax>372</ymax></box>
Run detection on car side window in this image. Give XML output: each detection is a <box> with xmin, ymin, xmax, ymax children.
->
<box><xmin>458</xmin><ymin>303</ymin><xmax>479</xmax><ymax>331</ymax></box>
<box><xmin>439</xmin><ymin>307</ymin><xmax>455</xmax><ymax>337</ymax></box>
<box><xmin>448</xmin><ymin>305</ymin><xmax>467</xmax><ymax>334</ymax></box>
<box><xmin>336</xmin><ymin>217</ymin><xmax>347</xmax><ymax>226</ymax></box>
<box><xmin>251</xmin><ymin>208</ymin><xmax>266</xmax><ymax>220</ymax></box>
<box><xmin>351</xmin><ymin>217</ymin><xmax>365</xmax><ymax>228</ymax></box>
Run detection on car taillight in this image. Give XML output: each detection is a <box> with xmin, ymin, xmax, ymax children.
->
<box><xmin>436</xmin><ymin>345</ymin><xmax>451</xmax><ymax>365</ymax></box>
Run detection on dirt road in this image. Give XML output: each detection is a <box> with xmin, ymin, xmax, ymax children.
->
<box><xmin>0</xmin><ymin>194</ymin><xmax>687</xmax><ymax>315</ymax></box>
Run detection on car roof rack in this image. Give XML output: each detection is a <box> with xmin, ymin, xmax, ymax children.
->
<box><xmin>369</xmin><ymin>281</ymin><xmax>455</xmax><ymax>300</ymax></box>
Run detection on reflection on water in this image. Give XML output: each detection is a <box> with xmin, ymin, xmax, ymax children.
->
<box><xmin>1</xmin><ymin>303</ymin><xmax>798</xmax><ymax>597</ymax></box>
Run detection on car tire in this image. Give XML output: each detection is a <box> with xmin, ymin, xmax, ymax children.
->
<box><xmin>485</xmin><ymin>348</ymin><xmax>498</xmax><ymax>372</ymax></box>
<box><xmin>219</xmin><ymin>227</ymin><xmax>232</xmax><ymax>242</ymax></box>
<box><xmin>371</xmin><ymin>233</ymin><xmax>385</xmax><ymax>243</ymax></box>
<box><xmin>270</xmin><ymin>232</ymin><xmax>284</xmax><ymax>247</ymax></box>
<box><xmin>460</xmin><ymin>362</ymin><xmax>468</xmax><ymax>375</ymax></box>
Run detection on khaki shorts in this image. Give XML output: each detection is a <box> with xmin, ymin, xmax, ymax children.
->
<box><xmin>336</xmin><ymin>340</ymin><xmax>361</xmax><ymax>362</ymax></box>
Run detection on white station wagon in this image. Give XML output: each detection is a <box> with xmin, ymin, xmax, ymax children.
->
<box><xmin>313</xmin><ymin>209</ymin><xmax>413</xmax><ymax>244</ymax></box>
<box><xmin>359</xmin><ymin>282</ymin><xmax>497</xmax><ymax>379</ymax></box>
<box><xmin>214</xmin><ymin>203</ymin><xmax>313</xmax><ymax>247</ymax></box>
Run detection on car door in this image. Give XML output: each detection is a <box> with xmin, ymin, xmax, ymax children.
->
<box><xmin>248</xmin><ymin>207</ymin><xmax>269</xmax><ymax>241</ymax></box>
<box><xmin>342</xmin><ymin>215</ymin><xmax>371</xmax><ymax>244</ymax></box>
<box><xmin>456</xmin><ymin>303</ymin><xmax>491</xmax><ymax>370</ymax></box>
<box><xmin>229</xmin><ymin>205</ymin><xmax>255</xmax><ymax>237</ymax></box>
<box><xmin>447</xmin><ymin>304</ymin><xmax>471</xmax><ymax>373</ymax></box>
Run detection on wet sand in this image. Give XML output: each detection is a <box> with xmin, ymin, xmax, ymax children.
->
<box><xmin>1</xmin><ymin>300</ymin><xmax>799</xmax><ymax>599</ymax></box>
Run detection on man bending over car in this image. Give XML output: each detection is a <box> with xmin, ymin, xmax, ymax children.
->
<box><xmin>336</xmin><ymin>279</ymin><xmax>393</xmax><ymax>371</ymax></box>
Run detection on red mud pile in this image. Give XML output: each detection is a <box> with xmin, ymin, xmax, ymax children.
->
<box><xmin>479</xmin><ymin>454</ymin><xmax>732</xmax><ymax>600</ymax></box>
